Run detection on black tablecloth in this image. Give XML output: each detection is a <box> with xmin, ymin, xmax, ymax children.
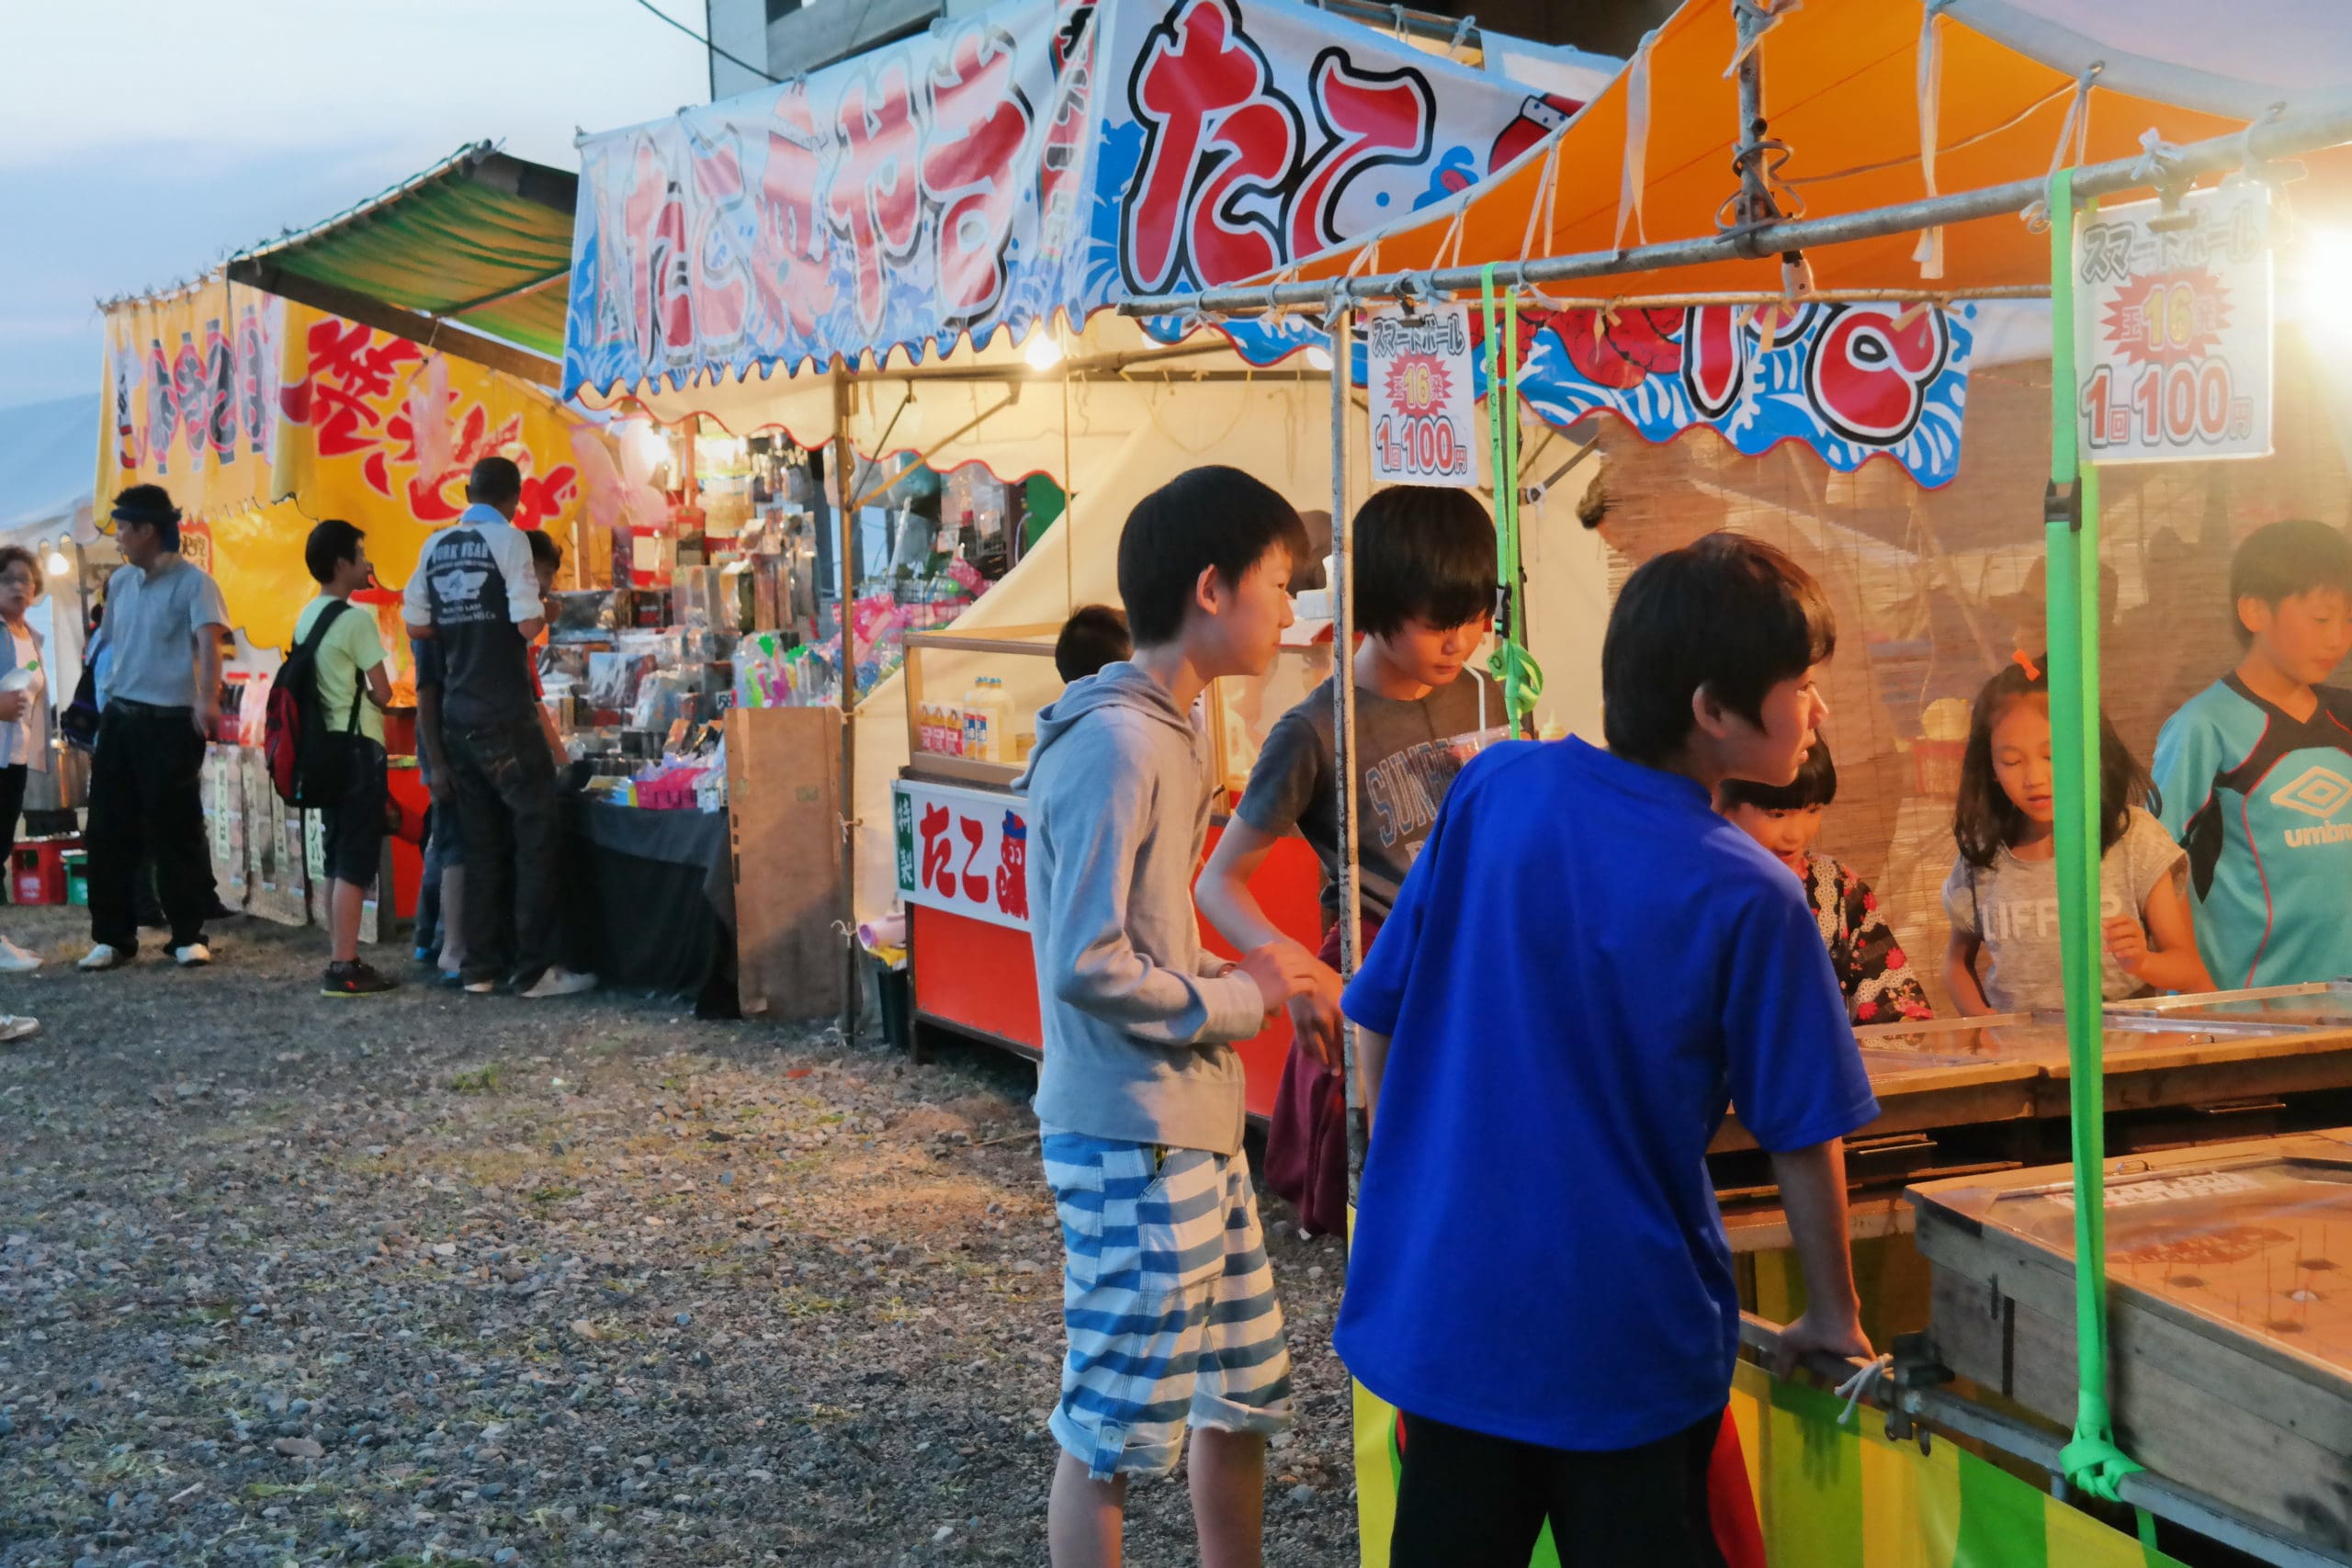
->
<box><xmin>556</xmin><ymin>798</ymin><xmax>737</xmax><ymax>1014</ymax></box>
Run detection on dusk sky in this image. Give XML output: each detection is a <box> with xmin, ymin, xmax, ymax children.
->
<box><xmin>0</xmin><ymin>0</ymin><xmax>712</xmax><ymax>407</ymax></box>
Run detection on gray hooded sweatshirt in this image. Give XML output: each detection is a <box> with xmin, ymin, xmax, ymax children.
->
<box><xmin>1014</xmin><ymin>660</ymin><xmax>1268</xmax><ymax>1154</ymax></box>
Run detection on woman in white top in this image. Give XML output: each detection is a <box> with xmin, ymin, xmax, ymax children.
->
<box><xmin>0</xmin><ymin>544</ymin><xmax>51</xmax><ymax>1018</ymax></box>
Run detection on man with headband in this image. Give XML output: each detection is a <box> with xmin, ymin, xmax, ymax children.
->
<box><xmin>80</xmin><ymin>484</ymin><xmax>232</xmax><ymax>972</ymax></box>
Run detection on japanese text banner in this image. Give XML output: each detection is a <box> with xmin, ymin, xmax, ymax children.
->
<box><xmin>564</xmin><ymin>0</ymin><xmax>1578</xmax><ymax>396</ymax></box>
<box><xmin>98</xmin><ymin>282</ymin><xmax>589</xmax><ymax>650</ymax></box>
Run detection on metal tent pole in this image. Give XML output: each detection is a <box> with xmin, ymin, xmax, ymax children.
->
<box><xmin>1329</xmin><ymin>307</ymin><xmax>1368</xmax><ymax>1201</ymax></box>
<box><xmin>831</xmin><ymin>369</ymin><xmax>861</xmax><ymax>1043</ymax></box>
<box><xmin>1118</xmin><ymin>102</ymin><xmax>2352</xmax><ymax>320</ymax></box>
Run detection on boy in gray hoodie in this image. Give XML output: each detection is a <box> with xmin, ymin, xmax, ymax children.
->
<box><xmin>1019</xmin><ymin>466</ymin><xmax>1323</xmax><ymax>1568</ymax></box>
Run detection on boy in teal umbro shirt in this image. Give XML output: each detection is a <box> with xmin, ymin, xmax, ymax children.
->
<box><xmin>2154</xmin><ymin>520</ymin><xmax>2352</xmax><ymax>989</ymax></box>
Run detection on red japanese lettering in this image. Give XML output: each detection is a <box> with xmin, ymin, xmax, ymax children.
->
<box><xmin>623</xmin><ymin>141</ymin><xmax>695</xmax><ymax>363</ymax></box>
<box><xmin>1186</xmin><ymin>99</ymin><xmax>1294</xmax><ymax>287</ymax></box>
<box><xmin>829</xmin><ymin>58</ymin><xmax>923</xmax><ymax>334</ymax></box>
<box><xmin>957</xmin><ymin>814</ymin><xmax>989</xmax><ymax>905</ymax></box>
<box><xmin>1805</xmin><ymin>305</ymin><xmax>1951</xmax><ymax>445</ymax></box>
<box><xmin>921</xmin><ymin>24</ymin><xmax>1034</xmax><ymax>322</ymax></box>
<box><xmin>920</xmin><ymin>804</ymin><xmax>956</xmax><ymax>898</ymax></box>
<box><xmin>995</xmin><ymin>814</ymin><xmax>1029</xmax><ymax>920</ymax></box>
<box><xmin>1121</xmin><ymin>0</ymin><xmax>1277</xmax><ymax>294</ymax></box>
<box><xmin>756</xmin><ymin>89</ymin><xmax>837</xmax><ymax>339</ymax></box>
<box><xmin>685</xmin><ymin>125</ymin><xmax>749</xmax><ymax>351</ymax></box>
<box><xmin>1285</xmin><ymin>51</ymin><xmax>1430</xmax><ymax>262</ymax></box>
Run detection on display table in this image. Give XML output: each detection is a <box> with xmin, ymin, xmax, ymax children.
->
<box><xmin>557</xmin><ymin>797</ymin><xmax>734</xmax><ymax>1010</ymax></box>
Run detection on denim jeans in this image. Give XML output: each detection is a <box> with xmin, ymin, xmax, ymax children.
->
<box><xmin>444</xmin><ymin>716</ymin><xmax>560</xmax><ymax>986</ymax></box>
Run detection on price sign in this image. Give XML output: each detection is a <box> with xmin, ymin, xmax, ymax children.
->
<box><xmin>1366</xmin><ymin>303</ymin><xmax>1481</xmax><ymax>488</ymax></box>
<box><xmin>2075</xmin><ymin>185</ymin><xmax>2272</xmax><ymax>463</ymax></box>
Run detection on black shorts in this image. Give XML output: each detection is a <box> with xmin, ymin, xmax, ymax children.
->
<box><xmin>322</xmin><ymin>741</ymin><xmax>388</xmax><ymax>887</ymax></box>
<box><xmin>1389</xmin><ymin>1408</ymin><xmax>1729</xmax><ymax>1568</ymax></box>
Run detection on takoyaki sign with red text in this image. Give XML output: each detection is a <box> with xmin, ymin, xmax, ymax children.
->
<box><xmin>1366</xmin><ymin>304</ymin><xmax>1479</xmax><ymax>488</ymax></box>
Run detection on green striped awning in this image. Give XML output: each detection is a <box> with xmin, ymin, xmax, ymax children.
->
<box><xmin>227</xmin><ymin>142</ymin><xmax>575</xmax><ymax>387</ymax></box>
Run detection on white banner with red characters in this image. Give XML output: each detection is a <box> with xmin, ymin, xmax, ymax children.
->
<box><xmin>894</xmin><ymin>779</ymin><xmax>1032</xmax><ymax>931</ymax></box>
<box><xmin>566</xmin><ymin>0</ymin><xmax>1979</xmax><ymax>485</ymax></box>
<box><xmin>2073</xmin><ymin>185</ymin><xmax>2272</xmax><ymax>464</ymax></box>
<box><xmin>1366</xmin><ymin>303</ymin><xmax>1479</xmax><ymax>487</ymax></box>
<box><xmin>565</xmin><ymin>0</ymin><xmax>1588</xmax><ymax>396</ymax></box>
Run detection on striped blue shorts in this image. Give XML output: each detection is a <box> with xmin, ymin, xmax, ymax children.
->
<box><xmin>1041</xmin><ymin>1129</ymin><xmax>1295</xmax><ymax>1480</ymax></box>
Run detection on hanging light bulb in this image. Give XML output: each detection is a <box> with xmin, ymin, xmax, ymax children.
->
<box><xmin>1023</xmin><ymin>328</ymin><xmax>1066</xmax><ymax>371</ymax></box>
<box><xmin>45</xmin><ymin>546</ymin><xmax>71</xmax><ymax>577</ymax></box>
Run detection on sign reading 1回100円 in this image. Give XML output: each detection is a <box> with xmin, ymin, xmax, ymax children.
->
<box><xmin>1367</xmin><ymin>302</ymin><xmax>1482</xmax><ymax>489</ymax></box>
<box><xmin>2074</xmin><ymin>184</ymin><xmax>2272</xmax><ymax>463</ymax></box>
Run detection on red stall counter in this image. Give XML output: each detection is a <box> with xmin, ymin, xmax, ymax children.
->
<box><xmin>899</xmin><ymin>776</ymin><xmax>1327</xmax><ymax>1122</ymax></box>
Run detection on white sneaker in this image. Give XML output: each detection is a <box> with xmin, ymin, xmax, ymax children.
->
<box><xmin>0</xmin><ymin>938</ymin><xmax>40</xmax><ymax>973</ymax></box>
<box><xmin>0</xmin><ymin>1015</ymin><xmax>38</xmax><ymax>1043</ymax></box>
<box><xmin>172</xmin><ymin>942</ymin><xmax>212</xmax><ymax>968</ymax></box>
<box><xmin>519</xmin><ymin>966</ymin><xmax>597</xmax><ymax>999</ymax></box>
<box><xmin>77</xmin><ymin>943</ymin><xmax>130</xmax><ymax>972</ymax></box>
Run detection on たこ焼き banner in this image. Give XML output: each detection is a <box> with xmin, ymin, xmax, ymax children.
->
<box><xmin>563</xmin><ymin>0</ymin><xmax>1586</xmax><ymax>395</ymax></box>
<box><xmin>98</xmin><ymin>276</ymin><xmax>590</xmax><ymax>650</ymax></box>
<box><xmin>564</xmin><ymin>0</ymin><xmax>1977</xmax><ymax>487</ymax></box>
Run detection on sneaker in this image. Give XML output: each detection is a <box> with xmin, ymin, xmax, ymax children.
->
<box><xmin>413</xmin><ymin>944</ymin><xmax>435</xmax><ymax>965</ymax></box>
<box><xmin>519</xmin><ymin>966</ymin><xmax>598</xmax><ymax>1000</ymax></box>
<box><xmin>462</xmin><ymin>977</ymin><xmax>500</xmax><ymax>995</ymax></box>
<box><xmin>0</xmin><ymin>1015</ymin><xmax>38</xmax><ymax>1043</ymax></box>
<box><xmin>0</xmin><ymin>937</ymin><xmax>40</xmax><ymax>973</ymax></box>
<box><xmin>438</xmin><ymin>970</ymin><xmax>468</xmax><ymax>990</ymax></box>
<box><xmin>172</xmin><ymin>942</ymin><xmax>212</xmax><ymax>968</ymax></box>
<box><xmin>322</xmin><ymin>960</ymin><xmax>399</xmax><ymax>998</ymax></box>
<box><xmin>77</xmin><ymin>943</ymin><xmax>130</xmax><ymax>972</ymax></box>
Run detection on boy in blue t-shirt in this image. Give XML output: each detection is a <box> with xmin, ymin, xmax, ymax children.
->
<box><xmin>1340</xmin><ymin>533</ymin><xmax>1878</xmax><ymax>1566</ymax></box>
<box><xmin>2153</xmin><ymin>519</ymin><xmax>2352</xmax><ymax>989</ymax></box>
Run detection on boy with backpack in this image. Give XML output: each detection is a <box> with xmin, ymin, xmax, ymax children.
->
<box><xmin>290</xmin><ymin>519</ymin><xmax>397</xmax><ymax>997</ymax></box>
<box><xmin>1017</xmin><ymin>466</ymin><xmax>1323</xmax><ymax>1568</ymax></box>
<box><xmin>1340</xmin><ymin>533</ymin><xmax>1875</xmax><ymax>1564</ymax></box>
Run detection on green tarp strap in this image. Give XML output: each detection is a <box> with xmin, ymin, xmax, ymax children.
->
<box><xmin>1478</xmin><ymin>265</ymin><xmax>1543</xmax><ymax>734</ymax></box>
<box><xmin>2045</xmin><ymin>164</ymin><xmax>2144</xmax><ymax>1506</ymax></box>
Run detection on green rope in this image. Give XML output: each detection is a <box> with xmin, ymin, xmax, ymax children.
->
<box><xmin>1478</xmin><ymin>265</ymin><xmax>1543</xmax><ymax>734</ymax></box>
<box><xmin>2045</xmin><ymin>164</ymin><xmax>2143</xmax><ymax>1506</ymax></box>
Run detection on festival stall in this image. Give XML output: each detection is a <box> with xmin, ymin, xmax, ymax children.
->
<box><xmin>560</xmin><ymin>0</ymin><xmax>1620</xmax><ymax>1057</ymax></box>
<box><xmin>1124</xmin><ymin>0</ymin><xmax>2352</xmax><ymax>1561</ymax></box>
<box><xmin>94</xmin><ymin>270</ymin><xmax>594</xmax><ymax>940</ymax></box>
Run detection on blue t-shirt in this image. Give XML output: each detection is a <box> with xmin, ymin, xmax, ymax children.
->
<box><xmin>1338</xmin><ymin>738</ymin><xmax>1879</xmax><ymax>1452</ymax></box>
<box><xmin>2153</xmin><ymin>675</ymin><xmax>2352</xmax><ymax>987</ymax></box>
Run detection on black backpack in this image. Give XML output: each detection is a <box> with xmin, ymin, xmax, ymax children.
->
<box><xmin>265</xmin><ymin>601</ymin><xmax>362</xmax><ymax>807</ymax></box>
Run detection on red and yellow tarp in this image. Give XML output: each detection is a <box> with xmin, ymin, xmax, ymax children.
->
<box><xmin>97</xmin><ymin>275</ymin><xmax>591</xmax><ymax>650</ymax></box>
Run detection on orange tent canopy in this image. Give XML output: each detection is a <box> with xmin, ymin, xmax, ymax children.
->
<box><xmin>1272</xmin><ymin>0</ymin><xmax>2352</xmax><ymax>301</ymax></box>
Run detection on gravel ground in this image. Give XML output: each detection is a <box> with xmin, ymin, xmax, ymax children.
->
<box><xmin>0</xmin><ymin>904</ymin><xmax>1357</xmax><ymax>1567</ymax></box>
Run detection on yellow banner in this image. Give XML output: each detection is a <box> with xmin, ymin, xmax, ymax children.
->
<box><xmin>98</xmin><ymin>276</ymin><xmax>590</xmax><ymax>650</ymax></box>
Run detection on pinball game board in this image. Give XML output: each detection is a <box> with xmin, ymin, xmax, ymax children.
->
<box><xmin>1912</xmin><ymin>1131</ymin><xmax>2352</xmax><ymax>1554</ymax></box>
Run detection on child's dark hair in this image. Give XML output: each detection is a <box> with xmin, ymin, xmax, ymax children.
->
<box><xmin>1952</xmin><ymin>657</ymin><xmax>2149</xmax><ymax>869</ymax></box>
<box><xmin>1353</xmin><ymin>487</ymin><xmax>1498</xmax><ymax>637</ymax></box>
<box><xmin>304</xmin><ymin>519</ymin><xmax>365</xmax><ymax>586</ymax></box>
<box><xmin>1117</xmin><ymin>466</ymin><xmax>1301</xmax><ymax>646</ymax></box>
<box><xmin>526</xmin><ymin>529</ymin><xmax>562</xmax><ymax>573</ymax></box>
<box><xmin>2230</xmin><ymin>519</ymin><xmax>2352</xmax><ymax>646</ymax></box>
<box><xmin>1720</xmin><ymin>739</ymin><xmax>1837</xmax><ymax>812</ymax></box>
<box><xmin>1600</xmin><ymin>532</ymin><xmax>1836</xmax><ymax>765</ymax></box>
<box><xmin>1054</xmin><ymin>604</ymin><xmax>1131</xmax><ymax>682</ymax></box>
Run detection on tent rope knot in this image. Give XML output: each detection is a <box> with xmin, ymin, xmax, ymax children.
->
<box><xmin>1834</xmin><ymin>1353</ymin><xmax>1894</xmax><ymax>1427</ymax></box>
<box><xmin>1724</xmin><ymin>0</ymin><xmax>1803</xmax><ymax>76</ymax></box>
<box><xmin>2020</xmin><ymin>63</ymin><xmax>2104</xmax><ymax>231</ymax></box>
<box><xmin>1447</xmin><ymin>14</ymin><xmax>1476</xmax><ymax>52</ymax></box>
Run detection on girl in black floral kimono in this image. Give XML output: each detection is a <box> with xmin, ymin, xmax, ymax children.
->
<box><xmin>1717</xmin><ymin>742</ymin><xmax>1934</xmax><ymax>1025</ymax></box>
